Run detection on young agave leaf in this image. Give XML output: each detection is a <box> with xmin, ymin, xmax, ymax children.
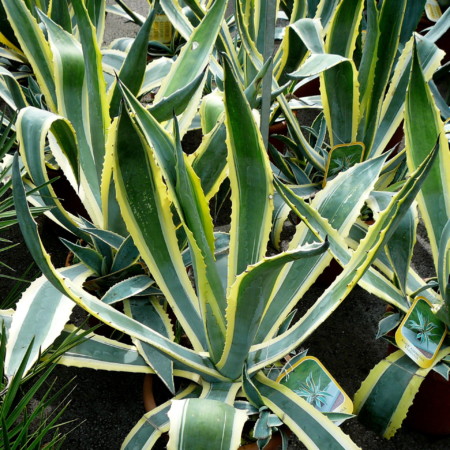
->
<box><xmin>250</xmin><ymin>373</ymin><xmax>359</xmax><ymax>449</ymax></box>
<box><xmin>110</xmin><ymin>235</ymin><xmax>140</xmax><ymax>272</ymax></box>
<box><xmin>167</xmin><ymin>399</ymin><xmax>248</xmax><ymax>450</ymax></box>
<box><xmin>249</xmin><ymin>141</ymin><xmax>439</xmax><ymax>371</ymax></box>
<box><xmin>100</xmin><ymin>275</ymin><xmax>154</xmax><ymax>305</ymax></box>
<box><xmin>4</xmin><ymin>264</ymin><xmax>92</xmax><ymax>380</ymax></box>
<box><xmin>122</xmin><ymin>384</ymin><xmax>202</xmax><ymax>450</ymax></box>
<box><xmin>354</xmin><ymin>348</ymin><xmax>450</xmax><ymax>438</ymax></box>
<box><xmin>405</xmin><ymin>44</ymin><xmax>450</xmax><ymax>273</ymax></box>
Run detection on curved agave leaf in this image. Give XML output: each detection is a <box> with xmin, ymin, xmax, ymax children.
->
<box><xmin>250</xmin><ymin>373</ymin><xmax>359</xmax><ymax>449</ymax></box>
<box><xmin>16</xmin><ymin>107</ymin><xmax>100</xmax><ymax>235</ymax></box>
<box><xmin>5</xmin><ymin>264</ymin><xmax>92</xmax><ymax>380</ymax></box>
<box><xmin>217</xmin><ymin>242</ymin><xmax>328</xmax><ymax>380</ymax></box>
<box><xmin>122</xmin><ymin>384</ymin><xmax>202</xmax><ymax>450</ymax></box>
<box><xmin>287</xmin><ymin>19</ymin><xmax>349</xmax><ymax>79</ymax></box>
<box><xmin>0</xmin><ymin>66</ymin><xmax>27</xmax><ymax>110</ymax></box>
<box><xmin>354</xmin><ymin>348</ymin><xmax>450</xmax><ymax>438</ymax></box>
<box><xmin>167</xmin><ymin>398</ymin><xmax>247</xmax><ymax>450</ymax></box>
<box><xmin>249</xmin><ymin>141</ymin><xmax>440</xmax><ymax>371</ymax></box>
<box><xmin>274</xmin><ymin>3</ymin><xmax>308</xmax><ymax>83</ymax></box>
<box><xmin>2</xmin><ymin>0</ymin><xmax>57</xmax><ymax>110</ymax></box>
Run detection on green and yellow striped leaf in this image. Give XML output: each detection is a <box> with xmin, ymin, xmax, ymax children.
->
<box><xmin>320</xmin><ymin>0</ymin><xmax>363</xmax><ymax>146</ymax></box>
<box><xmin>16</xmin><ymin>107</ymin><xmax>97</xmax><ymax>234</ymax></box>
<box><xmin>113</xmin><ymin>110</ymin><xmax>207</xmax><ymax>353</ymax></box>
<box><xmin>252</xmin><ymin>373</ymin><xmax>359</xmax><ymax>449</ymax></box>
<box><xmin>0</xmin><ymin>66</ymin><xmax>27</xmax><ymax>110</ymax></box>
<box><xmin>167</xmin><ymin>398</ymin><xmax>247</xmax><ymax>450</ymax></box>
<box><xmin>55</xmin><ymin>325</ymin><xmax>154</xmax><ymax>373</ymax></box>
<box><xmin>217</xmin><ymin>242</ymin><xmax>328</xmax><ymax>380</ymax></box>
<box><xmin>367</xmin><ymin>192</ymin><xmax>418</xmax><ymax>295</ymax></box>
<box><xmin>405</xmin><ymin>44</ymin><xmax>450</xmax><ymax>273</ymax></box>
<box><xmin>118</xmin><ymin>85</ymin><xmax>227</xmax><ymax>361</ymax></box>
<box><xmin>108</xmin><ymin>9</ymin><xmax>155</xmax><ymax>117</ymax></box>
<box><xmin>355</xmin><ymin>348</ymin><xmax>450</xmax><ymax>438</ymax></box>
<box><xmin>256</xmin><ymin>154</ymin><xmax>391</xmax><ymax>342</ymax></box>
<box><xmin>155</xmin><ymin>0</ymin><xmax>226</xmax><ymax>102</ymax></box>
<box><xmin>2</xmin><ymin>0</ymin><xmax>57</xmax><ymax>110</ymax></box>
<box><xmin>4</xmin><ymin>264</ymin><xmax>92</xmax><ymax>380</ymax></box>
<box><xmin>361</xmin><ymin>0</ymin><xmax>407</xmax><ymax>153</ymax></box>
<box><xmin>122</xmin><ymin>384</ymin><xmax>202</xmax><ymax>450</ymax></box>
<box><xmin>223</xmin><ymin>56</ymin><xmax>273</xmax><ymax>286</ymax></box>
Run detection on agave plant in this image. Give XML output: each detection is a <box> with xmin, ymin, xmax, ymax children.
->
<box><xmin>2</xmin><ymin>20</ymin><xmax>441</xmax><ymax>445</ymax></box>
<box><xmin>270</xmin><ymin>0</ymin><xmax>449</xmax><ymax>188</ymax></box>
<box><xmin>350</xmin><ymin>43</ymin><xmax>450</xmax><ymax>438</ymax></box>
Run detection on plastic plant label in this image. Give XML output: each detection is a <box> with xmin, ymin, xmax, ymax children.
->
<box><xmin>150</xmin><ymin>15</ymin><xmax>173</xmax><ymax>44</ymax></box>
<box><xmin>395</xmin><ymin>296</ymin><xmax>447</xmax><ymax>368</ymax></box>
<box><xmin>276</xmin><ymin>356</ymin><xmax>353</xmax><ymax>415</ymax></box>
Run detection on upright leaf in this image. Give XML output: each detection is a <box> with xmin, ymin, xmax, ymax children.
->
<box><xmin>223</xmin><ymin>57</ymin><xmax>274</xmax><ymax>285</ymax></box>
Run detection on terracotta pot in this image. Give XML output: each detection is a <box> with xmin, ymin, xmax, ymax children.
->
<box><xmin>143</xmin><ymin>375</ymin><xmax>284</xmax><ymax>449</ymax></box>
<box><xmin>268</xmin><ymin>120</ymin><xmax>289</xmax><ymax>154</ymax></box>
